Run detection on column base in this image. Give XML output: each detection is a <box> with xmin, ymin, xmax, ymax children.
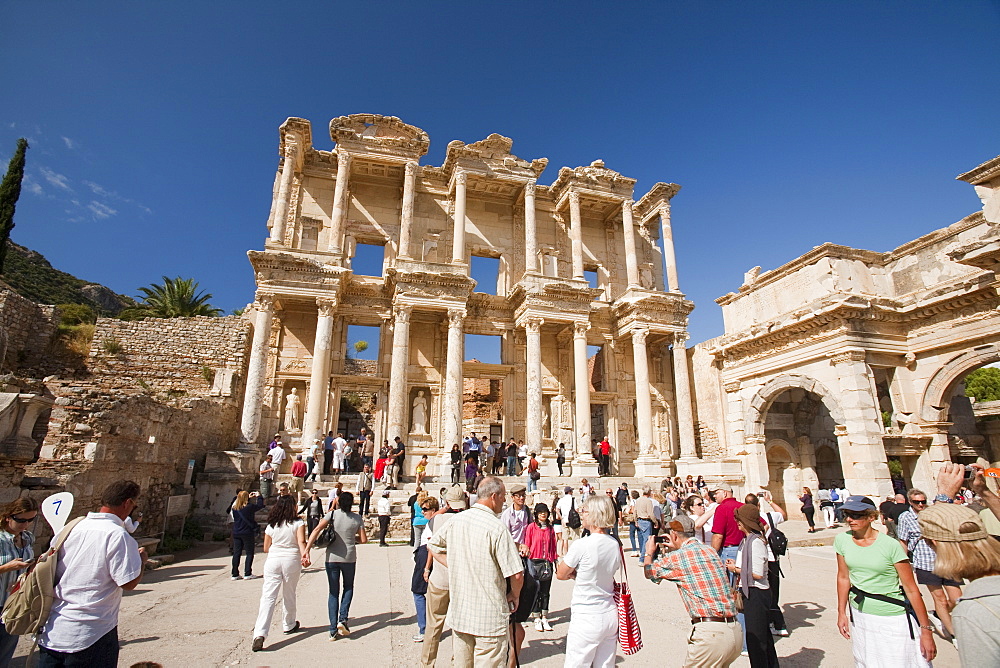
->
<box><xmin>571</xmin><ymin>457</ymin><xmax>600</xmax><ymax>477</ymax></box>
<box><xmin>632</xmin><ymin>456</ymin><xmax>667</xmax><ymax>479</ymax></box>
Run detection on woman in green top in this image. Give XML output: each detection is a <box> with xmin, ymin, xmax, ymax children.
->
<box><xmin>835</xmin><ymin>495</ymin><xmax>935</xmax><ymax>666</ymax></box>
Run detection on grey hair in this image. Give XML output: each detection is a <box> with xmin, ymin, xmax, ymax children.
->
<box><xmin>907</xmin><ymin>488</ymin><xmax>927</xmax><ymax>500</ymax></box>
<box><xmin>477</xmin><ymin>476</ymin><xmax>506</xmax><ymax>500</ymax></box>
<box><xmin>584</xmin><ymin>495</ymin><xmax>617</xmax><ymax>530</ymax></box>
<box><xmin>641</xmin><ymin>485</ymin><xmax>652</xmax><ymax>495</ymax></box>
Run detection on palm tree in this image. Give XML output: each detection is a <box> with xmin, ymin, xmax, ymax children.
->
<box><xmin>137</xmin><ymin>276</ymin><xmax>222</xmax><ymax>317</ymax></box>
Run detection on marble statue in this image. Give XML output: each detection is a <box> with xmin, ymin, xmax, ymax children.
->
<box><xmin>411</xmin><ymin>390</ymin><xmax>428</xmax><ymax>434</ymax></box>
<box><xmin>284</xmin><ymin>387</ymin><xmax>301</xmax><ymax>431</ymax></box>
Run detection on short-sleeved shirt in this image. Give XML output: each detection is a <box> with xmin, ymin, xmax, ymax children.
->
<box><xmin>270</xmin><ymin>447</ymin><xmax>287</xmax><ymax>468</ymax></box>
<box><xmin>40</xmin><ymin>513</ymin><xmax>143</xmax><ymax>653</ymax></box>
<box><xmin>500</xmin><ymin>505</ymin><xmax>531</xmax><ymax>544</ymax></box>
<box><xmin>324</xmin><ymin>510</ymin><xmax>363</xmax><ymax>563</ymax></box>
<box><xmin>393</xmin><ymin>444</ymin><xmax>406</xmax><ymax>465</ymax></box>
<box><xmin>896</xmin><ymin>509</ymin><xmax>935</xmax><ymax>572</ymax></box>
<box><xmin>426</xmin><ymin>512</ymin><xmax>457</xmax><ymax>590</ymax></box>
<box><xmin>291</xmin><ymin>460</ymin><xmax>307</xmax><ymax>478</ymax></box>
<box><xmin>648</xmin><ymin>538</ymin><xmax>737</xmax><ymax>618</ymax></box>
<box><xmin>834</xmin><ymin>530</ymin><xmax>909</xmax><ymax>616</ymax></box>
<box><xmin>428</xmin><ymin>504</ymin><xmax>523</xmax><ymax>637</ymax></box>
<box><xmin>265</xmin><ymin>519</ymin><xmax>303</xmax><ymax>557</ymax></box>
<box><xmin>0</xmin><ymin>529</ymin><xmax>34</xmax><ymax>607</ymax></box>
<box><xmin>711</xmin><ymin>497</ymin><xmax>744</xmax><ymax>548</ymax></box>
<box><xmin>562</xmin><ymin>533</ymin><xmax>620</xmax><ymax>614</ymax></box>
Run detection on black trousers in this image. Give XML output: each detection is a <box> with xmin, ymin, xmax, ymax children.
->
<box><xmin>38</xmin><ymin>627</ymin><xmax>119</xmax><ymax>668</ymax></box>
<box><xmin>378</xmin><ymin>515</ymin><xmax>390</xmax><ymax>545</ymax></box>
<box><xmin>557</xmin><ymin>459</ymin><xmax>564</xmax><ymax>475</ymax></box>
<box><xmin>744</xmin><ymin>586</ymin><xmax>780</xmax><ymax>667</ymax></box>
<box><xmin>599</xmin><ymin>454</ymin><xmax>610</xmax><ymax>475</ymax></box>
<box><xmin>323</xmin><ymin>451</ymin><xmax>333</xmax><ymax>475</ymax></box>
<box><xmin>533</xmin><ymin>576</ymin><xmax>552</xmax><ymax>614</ymax></box>
<box><xmin>803</xmin><ymin>506</ymin><xmax>815</xmax><ymax>529</ymax></box>
<box><xmin>767</xmin><ymin>562</ymin><xmax>786</xmax><ymax>631</ymax></box>
<box><xmin>358</xmin><ymin>490</ymin><xmax>371</xmax><ymax>516</ymax></box>
<box><xmin>231</xmin><ymin>535</ymin><xmax>255</xmax><ymax>577</ymax></box>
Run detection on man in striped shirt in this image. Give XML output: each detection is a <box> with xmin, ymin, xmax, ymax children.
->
<box><xmin>643</xmin><ymin>514</ymin><xmax>742</xmax><ymax>667</ymax></box>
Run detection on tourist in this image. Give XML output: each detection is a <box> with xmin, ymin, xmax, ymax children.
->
<box><xmin>377</xmin><ymin>490</ymin><xmax>392</xmax><ymax>546</ymax></box>
<box><xmin>800</xmin><ymin>486</ymin><xmax>817</xmax><ymax>533</ymax></box>
<box><xmin>633</xmin><ymin>485</ymin><xmax>658</xmax><ymax>559</ymax></box>
<box><xmin>331</xmin><ymin>433</ymin><xmax>346</xmax><ymax>475</ymax></box>
<box><xmin>251</xmin><ymin>496</ymin><xmax>307</xmax><ymax>651</ymax></box>
<box><xmin>420</xmin><ymin>485</ymin><xmax>467</xmax><ymax>667</ymax></box>
<box><xmin>451</xmin><ymin>443</ymin><xmax>462</xmax><ymax>484</ymax></box>
<box><xmin>615</xmin><ymin>483</ymin><xmax>629</xmax><ymax>509</ymax></box>
<box><xmin>711</xmin><ymin>482</ymin><xmax>743</xmax><ymax>566</ymax></box>
<box><xmin>724</xmin><ymin>504</ymin><xmax>778</xmax><ymax>667</ymax></box>
<box><xmin>696</xmin><ymin>475</ymin><xmax>707</xmax><ymax>492</ymax></box>
<box><xmin>598</xmin><ymin>437</ymin><xmax>611</xmax><ymax>476</ymax></box>
<box><xmin>342</xmin><ymin>436</ymin><xmax>354</xmax><ymax>474</ymax></box>
<box><xmin>270</xmin><ymin>440</ymin><xmax>287</xmax><ymax>472</ymax></box>
<box><xmin>300</xmin><ymin>489</ymin><xmax>325</xmax><ymax>539</ymax></box>
<box><xmin>685</xmin><ymin>474</ymin><xmax>696</xmax><ymax>496</ymax></box>
<box><xmin>388</xmin><ymin>437</ymin><xmax>406</xmax><ymax>489</ymax></box>
<box><xmin>356</xmin><ymin>463</ymin><xmax>374</xmax><ymax>516</ymax></box>
<box><xmin>492</xmin><ymin>442</ymin><xmax>505</xmax><ymax>475</ymax></box>
<box><xmin>817</xmin><ymin>486</ymin><xmax>835</xmax><ymax>528</ymax></box>
<box><xmin>748</xmin><ymin>492</ymin><xmax>789</xmax><ymax>638</ymax></box>
<box><xmin>259</xmin><ymin>454</ymin><xmax>275</xmax><ymax>498</ymax></box>
<box><xmin>327</xmin><ymin>481</ymin><xmax>343</xmax><ymax>512</ymax></box>
<box><xmin>835</xmin><ymin>495</ymin><xmax>935</xmax><ymax>666</ymax></box>
<box><xmin>411</xmin><ymin>497</ymin><xmax>438</xmax><ymax>643</ymax></box>
<box><xmin>556</xmin><ymin>443</ymin><xmax>566</xmax><ymax>476</ymax></box>
<box><xmin>269</xmin><ymin>433</ymin><xmax>280</xmax><ymax>450</ymax></box>
<box><xmin>290</xmin><ymin>454</ymin><xmax>307</xmax><ymax>502</ymax></box>
<box><xmin>643</xmin><ymin>514</ymin><xmax>742</xmax><ymax>667</ymax></box>
<box><xmin>517</xmin><ymin>440</ymin><xmax>528</xmax><ymax>473</ymax></box>
<box><xmin>880</xmin><ymin>493</ymin><xmax>909</xmax><ymax>539</ymax></box>
<box><xmin>428</xmin><ymin>477</ymin><xmax>524</xmax><ymax>668</ymax></box>
<box><xmin>0</xmin><ymin>497</ymin><xmax>39</xmax><ymax>665</ymax></box>
<box><xmin>506</xmin><ymin>440</ymin><xmax>518</xmax><ymax>477</ymax></box>
<box><xmin>323</xmin><ymin>431</ymin><xmax>335</xmax><ymax>475</ymax></box>
<box><xmin>918</xmin><ymin>474</ymin><xmax>1000</xmax><ymax>667</ymax></box>
<box><xmin>556</xmin><ymin>495</ymin><xmax>620</xmax><ymax>668</ymax></box>
<box><xmin>627</xmin><ymin>489</ymin><xmax>641</xmax><ymax>555</ymax></box>
<box><xmin>304</xmin><ymin>490</ymin><xmax>367</xmax><ymax>640</ymax></box>
<box><xmin>277</xmin><ymin>481</ymin><xmax>291</xmax><ymax>498</ymax></box>
<box><xmin>833</xmin><ymin>482</ymin><xmax>851</xmax><ymax>523</ymax></box>
<box><xmin>38</xmin><ymin>481</ymin><xmax>147</xmax><ymax>666</ymax></box>
<box><xmin>896</xmin><ymin>487</ymin><xmax>963</xmax><ymax>639</ymax></box>
<box><xmin>524</xmin><ymin>502</ymin><xmax>558</xmax><ymax>632</ymax></box>
<box><xmin>306</xmin><ymin>438</ymin><xmax>322</xmax><ymax>482</ymax></box>
<box><xmin>526</xmin><ymin>452</ymin><xmax>540</xmax><ymax>493</ymax></box>
<box><xmin>580</xmin><ymin>478</ymin><xmax>593</xmax><ymax>500</ymax></box>
<box><xmin>230</xmin><ymin>490</ymin><xmax>264</xmax><ymax>580</ymax></box>
<box><xmin>683</xmin><ymin>494</ymin><xmax>711</xmax><ymax>544</ymax></box>
<box><xmin>360</xmin><ymin>428</ymin><xmax>375</xmax><ymax>468</ymax></box>
<box><xmin>412</xmin><ymin>488</ymin><xmax>429</xmax><ymax>548</ymax></box>
<box><xmin>465</xmin><ymin>452</ymin><xmax>479</xmax><ymax>489</ymax></box>
<box><xmin>415</xmin><ymin>454</ymin><xmax>428</xmax><ymax>486</ymax></box>
<box><xmin>376</xmin><ymin>439</ymin><xmax>391</xmax><ymax>483</ymax></box>
<box><xmin>556</xmin><ymin>486</ymin><xmax>582</xmax><ymax>554</ymax></box>
<box><xmin>501</xmin><ymin>483</ymin><xmax>531</xmax><ymax>548</ymax></box>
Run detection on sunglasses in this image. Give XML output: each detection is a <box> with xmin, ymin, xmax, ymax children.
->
<box><xmin>693</xmin><ymin>502</ymin><xmax>704</xmax><ymax>507</ymax></box>
<box><xmin>842</xmin><ymin>511</ymin><xmax>869</xmax><ymax>520</ymax></box>
<box><xmin>911</xmin><ymin>500</ymin><xmax>928</xmax><ymax>506</ymax></box>
<box><xmin>9</xmin><ymin>516</ymin><xmax>33</xmax><ymax>524</ymax></box>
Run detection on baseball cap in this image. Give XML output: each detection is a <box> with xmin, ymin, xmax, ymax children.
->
<box><xmin>712</xmin><ymin>481</ymin><xmax>733</xmax><ymax>493</ymax></box>
<box><xmin>918</xmin><ymin>503</ymin><xmax>989</xmax><ymax>542</ymax></box>
<box><xmin>840</xmin><ymin>495</ymin><xmax>877</xmax><ymax>512</ymax></box>
<box><xmin>382</xmin><ymin>490</ymin><xmax>391</xmax><ymax>497</ymax></box>
<box><xmin>446</xmin><ymin>485</ymin><xmax>468</xmax><ymax>510</ymax></box>
<box><xmin>509</xmin><ymin>483</ymin><xmax>527</xmax><ymax>496</ymax></box>
<box><xmin>669</xmin><ymin>514</ymin><xmax>695</xmax><ymax>535</ymax></box>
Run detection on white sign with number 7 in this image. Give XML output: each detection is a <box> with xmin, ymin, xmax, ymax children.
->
<box><xmin>41</xmin><ymin>492</ymin><xmax>75</xmax><ymax>537</ymax></box>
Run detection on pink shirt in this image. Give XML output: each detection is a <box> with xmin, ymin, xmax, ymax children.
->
<box><xmin>523</xmin><ymin>522</ymin><xmax>558</xmax><ymax>562</ymax></box>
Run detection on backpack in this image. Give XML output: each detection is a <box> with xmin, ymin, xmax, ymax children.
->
<box><xmin>830</xmin><ymin>489</ymin><xmax>840</xmax><ymax>502</ymax></box>
<box><xmin>566</xmin><ymin>498</ymin><xmax>582</xmax><ymax>530</ymax></box>
<box><xmin>766</xmin><ymin>512</ymin><xmax>788</xmax><ymax>558</ymax></box>
<box><xmin>2</xmin><ymin>517</ymin><xmax>85</xmax><ymax>635</ymax></box>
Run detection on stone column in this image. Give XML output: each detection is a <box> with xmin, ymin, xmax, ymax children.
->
<box><xmin>386</xmin><ymin>304</ymin><xmax>413</xmax><ymax>441</ymax></box>
<box><xmin>832</xmin><ymin>350</ymin><xmax>894</xmax><ymax>498</ymax></box>
<box><xmin>525</xmin><ymin>317</ymin><xmax>544</xmax><ymax>452</ymax></box>
<box><xmin>659</xmin><ymin>204</ymin><xmax>680</xmax><ymax>292</ymax></box>
<box><xmin>621</xmin><ymin>200</ymin><xmax>640</xmax><ymax>288</ymax></box>
<box><xmin>239</xmin><ymin>294</ymin><xmax>274</xmax><ymax>447</ymax></box>
<box><xmin>301</xmin><ymin>298</ymin><xmax>337</xmax><ymax>445</ymax></box>
<box><xmin>328</xmin><ymin>151</ymin><xmax>352</xmax><ymax>255</ymax></box>
<box><xmin>631</xmin><ymin>328</ymin><xmax>654</xmax><ymax>454</ymax></box>
<box><xmin>443</xmin><ymin>308</ymin><xmax>466</xmax><ymax>449</ymax></box>
<box><xmin>269</xmin><ymin>144</ymin><xmax>297</xmax><ymax>244</ymax></box>
<box><xmin>451</xmin><ymin>171</ymin><xmax>467</xmax><ymax>264</ymax></box>
<box><xmin>572</xmin><ymin>322</ymin><xmax>597</xmax><ymax>473</ymax></box>
<box><xmin>569</xmin><ymin>191</ymin><xmax>584</xmax><ymax>279</ymax></box>
<box><xmin>672</xmin><ymin>333</ymin><xmax>697</xmax><ymax>459</ymax></box>
<box><xmin>523</xmin><ymin>180</ymin><xmax>538</xmax><ymax>273</ymax></box>
<box><xmin>398</xmin><ymin>160</ymin><xmax>418</xmax><ymax>259</ymax></box>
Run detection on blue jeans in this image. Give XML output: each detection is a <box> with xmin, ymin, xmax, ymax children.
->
<box><xmin>38</xmin><ymin>626</ymin><xmax>118</xmax><ymax>668</ymax></box>
<box><xmin>0</xmin><ymin>622</ymin><xmax>19</xmax><ymax>667</ymax></box>
<box><xmin>413</xmin><ymin>592</ymin><xmax>426</xmax><ymax>634</ymax></box>
<box><xmin>325</xmin><ymin>561</ymin><xmax>357</xmax><ymax>630</ymax></box>
<box><xmin>526</xmin><ymin>475</ymin><xmax>537</xmax><ymax>492</ymax></box>
<box><xmin>507</xmin><ymin>456</ymin><xmax>517</xmax><ymax>476</ymax></box>
<box><xmin>636</xmin><ymin>519</ymin><xmax>654</xmax><ymax>556</ymax></box>
<box><xmin>719</xmin><ymin>545</ymin><xmax>747</xmax><ymax>651</ymax></box>
<box><xmin>629</xmin><ymin>522</ymin><xmax>639</xmax><ymax>552</ymax></box>
<box><xmin>306</xmin><ymin>456</ymin><xmax>317</xmax><ymax>480</ymax></box>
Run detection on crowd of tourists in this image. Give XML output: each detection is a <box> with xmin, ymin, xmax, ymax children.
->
<box><xmin>3</xmin><ymin>447</ymin><xmax>999</xmax><ymax>667</ymax></box>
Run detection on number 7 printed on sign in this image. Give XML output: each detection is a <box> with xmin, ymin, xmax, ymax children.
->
<box><xmin>41</xmin><ymin>492</ymin><xmax>75</xmax><ymax>536</ymax></box>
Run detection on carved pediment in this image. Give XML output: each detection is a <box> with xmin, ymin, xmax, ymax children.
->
<box><xmin>443</xmin><ymin>134</ymin><xmax>547</xmax><ymax>180</ymax></box>
<box><xmin>551</xmin><ymin>160</ymin><xmax>637</xmax><ymax>200</ymax></box>
<box><xmin>329</xmin><ymin>114</ymin><xmax>430</xmax><ymax>158</ymax></box>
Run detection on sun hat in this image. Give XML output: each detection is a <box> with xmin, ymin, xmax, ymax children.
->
<box><xmin>446</xmin><ymin>485</ymin><xmax>468</xmax><ymax>510</ymax></box>
<box><xmin>839</xmin><ymin>495</ymin><xmax>877</xmax><ymax>513</ymax></box>
<box><xmin>734</xmin><ymin>503</ymin><xmax>762</xmax><ymax>531</ymax></box>
<box><xmin>509</xmin><ymin>483</ymin><xmax>527</xmax><ymax>495</ymax></box>
<box><xmin>918</xmin><ymin>502</ymin><xmax>989</xmax><ymax>542</ymax></box>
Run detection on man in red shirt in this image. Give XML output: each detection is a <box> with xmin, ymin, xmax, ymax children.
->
<box><xmin>709</xmin><ymin>482</ymin><xmax>743</xmax><ymax>566</ymax></box>
<box><xmin>599</xmin><ymin>438</ymin><xmax>611</xmax><ymax>476</ymax></box>
<box><xmin>290</xmin><ymin>454</ymin><xmax>308</xmax><ymax>502</ymax></box>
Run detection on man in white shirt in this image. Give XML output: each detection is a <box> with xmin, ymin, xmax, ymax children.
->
<box><xmin>377</xmin><ymin>491</ymin><xmax>392</xmax><ymax>546</ymax></box>
<box><xmin>269</xmin><ymin>441</ymin><xmax>287</xmax><ymax>471</ymax></box>
<box><xmin>305</xmin><ymin>438</ymin><xmax>321</xmax><ymax>482</ymax></box>
<box><xmin>39</xmin><ymin>480</ymin><xmax>147</xmax><ymax>667</ymax></box>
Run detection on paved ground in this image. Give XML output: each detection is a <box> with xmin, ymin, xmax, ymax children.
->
<box><xmin>12</xmin><ymin>533</ymin><xmax>960</xmax><ymax>667</ymax></box>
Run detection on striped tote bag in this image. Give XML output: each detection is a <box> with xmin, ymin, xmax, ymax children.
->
<box><xmin>613</xmin><ymin>545</ymin><xmax>643</xmax><ymax>655</ymax></box>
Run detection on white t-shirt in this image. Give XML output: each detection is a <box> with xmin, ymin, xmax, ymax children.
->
<box><xmin>265</xmin><ymin>519</ymin><xmax>303</xmax><ymax>556</ymax></box>
<box><xmin>735</xmin><ymin>536</ymin><xmax>770</xmax><ymax>590</ymax></box>
<box><xmin>41</xmin><ymin>513</ymin><xmax>143</xmax><ymax>652</ymax></box>
<box><xmin>270</xmin><ymin>446</ymin><xmax>287</xmax><ymax>468</ymax></box>
<box><xmin>556</xmin><ymin>494</ymin><xmax>576</xmax><ymax>524</ymax></box>
<box><xmin>333</xmin><ymin>437</ymin><xmax>347</xmax><ymax>452</ymax></box>
<box><xmin>762</xmin><ymin>511</ymin><xmax>784</xmax><ymax>562</ymax></box>
<box><xmin>561</xmin><ymin>533</ymin><xmax>620</xmax><ymax>613</ymax></box>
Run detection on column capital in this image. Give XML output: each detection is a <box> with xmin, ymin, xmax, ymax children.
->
<box><xmin>317</xmin><ymin>297</ymin><xmax>338</xmax><ymax>317</ymax></box>
<box><xmin>336</xmin><ymin>151</ymin><xmax>352</xmax><ymax>169</ymax></box>
<box><xmin>447</xmin><ymin>308</ymin><xmax>466</xmax><ymax>326</ymax></box>
<box><xmin>455</xmin><ymin>170</ymin><xmax>467</xmax><ymax>186</ymax></box>
<box><xmin>523</xmin><ymin>317</ymin><xmax>544</xmax><ymax>334</ymax></box>
<box><xmin>393</xmin><ymin>303</ymin><xmax>413</xmax><ymax>323</ymax></box>
<box><xmin>568</xmin><ymin>190</ymin><xmax>580</xmax><ymax>206</ymax></box>
<box><xmin>631</xmin><ymin>327</ymin><xmax>649</xmax><ymax>346</ymax></box>
<box><xmin>405</xmin><ymin>160</ymin><xmax>419</xmax><ymax>176</ymax></box>
<box><xmin>658</xmin><ymin>201</ymin><xmax>672</xmax><ymax>217</ymax></box>
<box><xmin>622</xmin><ymin>199</ymin><xmax>634</xmax><ymax>216</ymax></box>
<box><xmin>254</xmin><ymin>292</ymin><xmax>275</xmax><ymax>311</ymax></box>
<box><xmin>673</xmin><ymin>331</ymin><xmax>690</xmax><ymax>348</ymax></box>
<box><xmin>573</xmin><ymin>321</ymin><xmax>590</xmax><ymax>338</ymax></box>
<box><xmin>524</xmin><ymin>179</ymin><xmax>537</xmax><ymax>197</ymax></box>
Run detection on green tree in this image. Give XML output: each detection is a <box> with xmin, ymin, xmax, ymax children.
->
<box><xmin>964</xmin><ymin>367</ymin><xmax>1000</xmax><ymax>402</ymax></box>
<box><xmin>0</xmin><ymin>138</ymin><xmax>28</xmax><ymax>274</ymax></box>
<box><xmin>354</xmin><ymin>340</ymin><xmax>369</xmax><ymax>355</ymax></box>
<box><xmin>136</xmin><ymin>276</ymin><xmax>222</xmax><ymax>317</ymax></box>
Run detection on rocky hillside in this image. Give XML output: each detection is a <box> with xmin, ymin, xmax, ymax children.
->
<box><xmin>1</xmin><ymin>241</ymin><xmax>134</xmax><ymax>314</ymax></box>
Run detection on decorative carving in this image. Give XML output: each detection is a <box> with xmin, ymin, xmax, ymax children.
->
<box><xmin>723</xmin><ymin>381</ymin><xmax>741</xmax><ymax>394</ymax></box>
<box><xmin>337</xmin><ymin>151</ymin><xmax>352</xmax><ymax>170</ymax></box>
<box><xmin>573</xmin><ymin>321</ymin><xmax>591</xmax><ymax>338</ymax></box>
<box><xmin>830</xmin><ymin>350</ymin><xmax>866</xmax><ymax>365</ymax></box>
<box><xmin>405</xmin><ymin>160</ymin><xmax>418</xmax><ymax>177</ymax></box>
<box><xmin>673</xmin><ymin>332</ymin><xmax>689</xmax><ymax>347</ymax></box>
<box><xmin>254</xmin><ymin>293</ymin><xmax>275</xmax><ymax>311</ymax></box>
<box><xmin>568</xmin><ymin>190</ymin><xmax>580</xmax><ymax>207</ymax></box>
<box><xmin>411</xmin><ymin>390</ymin><xmax>429</xmax><ymax>434</ymax></box>
<box><xmin>393</xmin><ymin>304</ymin><xmax>413</xmax><ymax>324</ymax></box>
<box><xmin>525</xmin><ymin>180</ymin><xmax>537</xmax><ymax>197</ymax></box>
<box><xmin>631</xmin><ymin>328</ymin><xmax>649</xmax><ymax>346</ymax></box>
<box><xmin>524</xmin><ymin>317</ymin><xmax>544</xmax><ymax>334</ymax></box>
<box><xmin>317</xmin><ymin>297</ymin><xmax>338</xmax><ymax>317</ymax></box>
<box><xmin>448</xmin><ymin>308</ymin><xmax>466</xmax><ymax>327</ymax></box>
<box><xmin>455</xmin><ymin>170</ymin><xmax>467</xmax><ymax>186</ymax></box>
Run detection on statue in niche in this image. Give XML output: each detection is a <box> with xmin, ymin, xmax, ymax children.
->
<box><xmin>639</xmin><ymin>265</ymin><xmax>654</xmax><ymax>289</ymax></box>
<box><xmin>411</xmin><ymin>390</ymin><xmax>429</xmax><ymax>434</ymax></box>
<box><xmin>284</xmin><ymin>388</ymin><xmax>301</xmax><ymax>431</ymax></box>
<box><xmin>542</xmin><ymin>404</ymin><xmax>551</xmax><ymax>439</ymax></box>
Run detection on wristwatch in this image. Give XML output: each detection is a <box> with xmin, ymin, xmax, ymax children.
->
<box><xmin>934</xmin><ymin>494</ymin><xmax>954</xmax><ymax>504</ymax></box>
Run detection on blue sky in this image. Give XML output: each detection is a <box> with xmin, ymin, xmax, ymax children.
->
<box><xmin>2</xmin><ymin>1</ymin><xmax>999</xmax><ymax>348</ymax></box>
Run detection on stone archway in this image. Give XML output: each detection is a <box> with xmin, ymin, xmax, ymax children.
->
<box><xmin>921</xmin><ymin>343</ymin><xmax>1000</xmax><ymax>422</ymax></box>
<box><xmin>745</xmin><ymin>374</ymin><xmax>845</xmax><ymax>440</ymax></box>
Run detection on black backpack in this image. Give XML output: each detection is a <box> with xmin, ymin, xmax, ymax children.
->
<box><xmin>566</xmin><ymin>498</ymin><xmax>582</xmax><ymax>530</ymax></box>
<box><xmin>766</xmin><ymin>512</ymin><xmax>788</xmax><ymax>557</ymax></box>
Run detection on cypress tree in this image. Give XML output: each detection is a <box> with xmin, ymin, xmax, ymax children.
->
<box><xmin>0</xmin><ymin>138</ymin><xmax>29</xmax><ymax>274</ymax></box>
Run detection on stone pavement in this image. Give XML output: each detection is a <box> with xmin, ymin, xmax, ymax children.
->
<box><xmin>12</xmin><ymin>539</ymin><xmax>959</xmax><ymax>667</ymax></box>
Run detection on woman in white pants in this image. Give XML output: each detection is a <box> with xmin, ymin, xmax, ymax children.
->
<box><xmin>252</xmin><ymin>496</ymin><xmax>310</xmax><ymax>651</ymax></box>
<box><xmin>556</xmin><ymin>495</ymin><xmax>621</xmax><ymax>668</ymax></box>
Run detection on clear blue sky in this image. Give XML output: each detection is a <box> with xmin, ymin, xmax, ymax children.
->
<box><xmin>3</xmin><ymin>1</ymin><xmax>999</xmax><ymax>346</ymax></box>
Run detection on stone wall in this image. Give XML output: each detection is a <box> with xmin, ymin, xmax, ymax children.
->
<box><xmin>0</xmin><ymin>284</ymin><xmax>60</xmax><ymax>372</ymax></box>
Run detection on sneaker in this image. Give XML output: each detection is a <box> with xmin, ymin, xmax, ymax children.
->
<box><xmin>283</xmin><ymin>621</ymin><xmax>300</xmax><ymax>634</ymax></box>
<box><xmin>776</xmin><ymin>629</ymin><xmax>789</xmax><ymax>637</ymax></box>
<box><xmin>541</xmin><ymin>618</ymin><xmax>553</xmax><ymax>632</ymax></box>
<box><xmin>329</xmin><ymin>632</ymin><xmax>338</xmax><ymax>641</ymax></box>
<box><xmin>252</xmin><ymin>636</ymin><xmax>264</xmax><ymax>652</ymax></box>
<box><xmin>231</xmin><ymin>575</ymin><xmax>240</xmax><ymax>581</ymax></box>
<box><xmin>337</xmin><ymin>622</ymin><xmax>351</xmax><ymax>637</ymax></box>
<box><xmin>412</xmin><ymin>634</ymin><xmax>424</xmax><ymax>642</ymax></box>
<box><xmin>242</xmin><ymin>574</ymin><xmax>260</xmax><ymax>580</ymax></box>
<box><xmin>534</xmin><ymin>618</ymin><xmax>544</xmax><ymax>632</ymax></box>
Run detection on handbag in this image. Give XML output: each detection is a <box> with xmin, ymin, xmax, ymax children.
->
<box><xmin>530</xmin><ymin>558</ymin><xmax>553</xmax><ymax>582</ymax></box>
<box><xmin>614</xmin><ymin>544</ymin><xmax>643</xmax><ymax>655</ymax></box>
<box><xmin>529</xmin><ymin>469</ymin><xmax>541</xmax><ymax>481</ymax></box>
<box><xmin>730</xmin><ymin>583</ymin><xmax>745</xmax><ymax>612</ymax></box>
